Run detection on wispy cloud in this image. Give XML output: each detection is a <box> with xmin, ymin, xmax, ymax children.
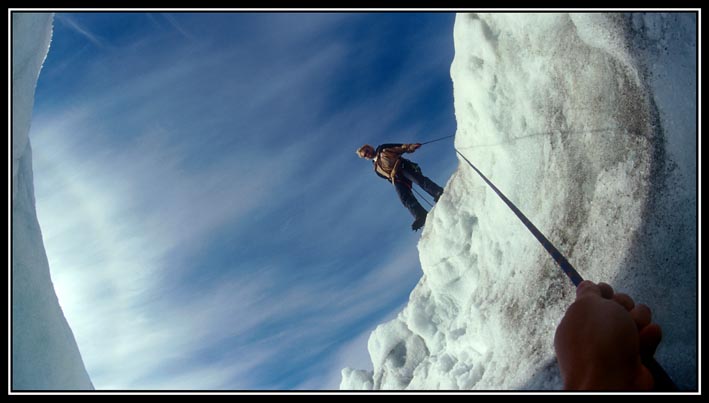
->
<box><xmin>55</xmin><ymin>14</ymin><xmax>107</xmax><ymax>48</ymax></box>
<box><xmin>33</xmin><ymin>139</ymin><xmax>421</xmax><ymax>388</ymax></box>
<box><xmin>161</xmin><ymin>13</ymin><xmax>196</xmax><ymax>41</ymax></box>
<box><xmin>31</xmin><ymin>12</ymin><xmax>455</xmax><ymax>390</ymax></box>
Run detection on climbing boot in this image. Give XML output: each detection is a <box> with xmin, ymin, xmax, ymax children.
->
<box><xmin>412</xmin><ymin>214</ymin><xmax>427</xmax><ymax>232</ymax></box>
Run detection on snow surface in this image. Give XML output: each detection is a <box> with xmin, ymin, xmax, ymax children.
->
<box><xmin>11</xmin><ymin>12</ymin><xmax>94</xmax><ymax>390</ymax></box>
<box><xmin>341</xmin><ymin>12</ymin><xmax>697</xmax><ymax>391</ymax></box>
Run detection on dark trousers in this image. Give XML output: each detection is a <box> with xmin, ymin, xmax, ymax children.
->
<box><xmin>394</xmin><ymin>159</ymin><xmax>444</xmax><ymax>219</ymax></box>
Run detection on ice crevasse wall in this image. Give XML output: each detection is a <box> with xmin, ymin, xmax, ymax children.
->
<box><xmin>12</xmin><ymin>13</ymin><xmax>94</xmax><ymax>390</ymax></box>
<box><xmin>342</xmin><ymin>13</ymin><xmax>696</xmax><ymax>390</ymax></box>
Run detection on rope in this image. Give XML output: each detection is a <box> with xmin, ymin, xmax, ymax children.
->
<box><xmin>456</xmin><ymin>127</ymin><xmax>618</xmax><ymax>151</ymax></box>
<box><xmin>454</xmin><ymin>148</ymin><xmax>677</xmax><ymax>391</ymax></box>
<box><xmin>413</xmin><ymin>187</ymin><xmax>434</xmax><ymax>208</ymax></box>
<box><xmin>392</xmin><ymin>135</ymin><xmax>450</xmax><ymax>209</ymax></box>
<box><xmin>420</xmin><ymin>134</ymin><xmax>455</xmax><ymax>145</ymax></box>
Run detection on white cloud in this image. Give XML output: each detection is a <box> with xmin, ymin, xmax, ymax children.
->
<box><xmin>33</xmin><ymin>115</ymin><xmax>423</xmax><ymax>389</ymax></box>
<box><xmin>30</xmin><ymin>13</ymin><xmax>456</xmax><ymax>390</ymax></box>
<box><xmin>160</xmin><ymin>14</ymin><xmax>196</xmax><ymax>42</ymax></box>
<box><xmin>55</xmin><ymin>14</ymin><xmax>107</xmax><ymax>48</ymax></box>
<box><xmin>32</xmin><ymin>121</ymin><xmax>299</xmax><ymax>388</ymax></box>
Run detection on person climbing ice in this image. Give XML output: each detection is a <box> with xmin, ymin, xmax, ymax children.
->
<box><xmin>357</xmin><ymin>143</ymin><xmax>444</xmax><ymax>231</ymax></box>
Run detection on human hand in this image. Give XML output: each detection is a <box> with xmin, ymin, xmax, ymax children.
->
<box><xmin>409</xmin><ymin>143</ymin><xmax>422</xmax><ymax>152</ymax></box>
<box><xmin>554</xmin><ymin>280</ymin><xmax>662</xmax><ymax>390</ymax></box>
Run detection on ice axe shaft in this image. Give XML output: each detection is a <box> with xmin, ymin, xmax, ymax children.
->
<box><xmin>455</xmin><ymin>149</ymin><xmax>677</xmax><ymax>391</ymax></box>
<box><xmin>455</xmin><ymin>149</ymin><xmax>582</xmax><ymax>285</ymax></box>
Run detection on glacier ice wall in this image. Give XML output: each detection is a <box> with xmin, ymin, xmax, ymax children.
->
<box><xmin>341</xmin><ymin>12</ymin><xmax>696</xmax><ymax>391</ymax></box>
<box><xmin>12</xmin><ymin>12</ymin><xmax>94</xmax><ymax>390</ymax></box>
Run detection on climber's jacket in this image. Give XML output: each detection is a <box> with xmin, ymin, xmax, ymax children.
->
<box><xmin>372</xmin><ymin>143</ymin><xmax>419</xmax><ymax>184</ymax></box>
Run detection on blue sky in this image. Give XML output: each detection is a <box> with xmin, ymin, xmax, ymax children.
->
<box><xmin>30</xmin><ymin>12</ymin><xmax>458</xmax><ymax>390</ymax></box>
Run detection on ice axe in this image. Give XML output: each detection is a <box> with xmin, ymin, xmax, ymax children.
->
<box><xmin>455</xmin><ymin>148</ymin><xmax>678</xmax><ymax>391</ymax></box>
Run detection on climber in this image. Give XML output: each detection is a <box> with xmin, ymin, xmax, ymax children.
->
<box><xmin>357</xmin><ymin>143</ymin><xmax>444</xmax><ymax>231</ymax></box>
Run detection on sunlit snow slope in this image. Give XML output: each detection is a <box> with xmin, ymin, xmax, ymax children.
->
<box><xmin>342</xmin><ymin>12</ymin><xmax>696</xmax><ymax>391</ymax></box>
